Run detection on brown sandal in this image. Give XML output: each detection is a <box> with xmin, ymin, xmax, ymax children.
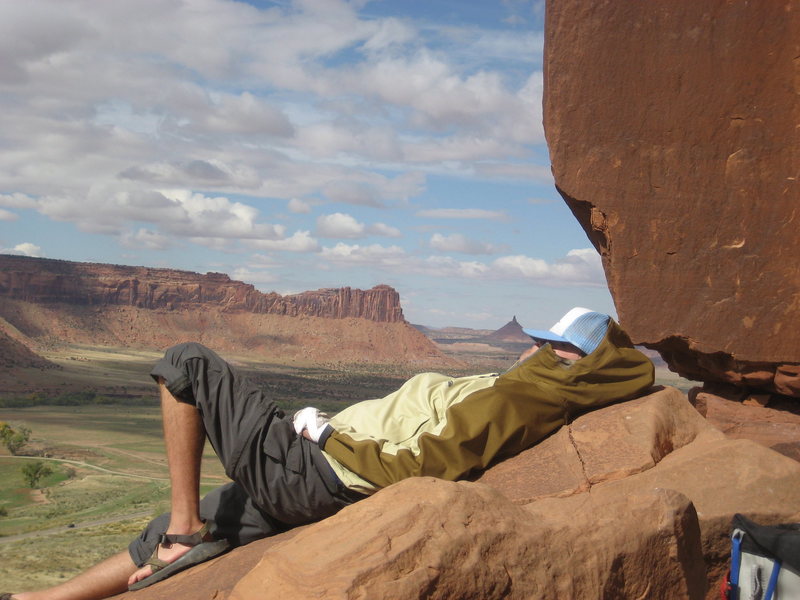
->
<box><xmin>128</xmin><ymin>521</ymin><xmax>230</xmax><ymax>591</ymax></box>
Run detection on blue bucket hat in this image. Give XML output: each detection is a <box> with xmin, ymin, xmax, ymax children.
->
<box><xmin>522</xmin><ymin>307</ymin><xmax>610</xmax><ymax>355</ymax></box>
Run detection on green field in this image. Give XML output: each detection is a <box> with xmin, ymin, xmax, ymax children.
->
<box><xmin>0</xmin><ymin>513</ymin><xmax>153</xmax><ymax>591</ymax></box>
<box><xmin>0</xmin><ymin>405</ymin><xmax>245</xmax><ymax>591</ymax></box>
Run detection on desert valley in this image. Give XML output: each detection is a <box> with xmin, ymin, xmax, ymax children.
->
<box><xmin>0</xmin><ymin>254</ymin><xmax>700</xmax><ymax>592</ymax></box>
<box><xmin>0</xmin><ymin>254</ymin><xmax>517</xmax><ymax>589</ymax></box>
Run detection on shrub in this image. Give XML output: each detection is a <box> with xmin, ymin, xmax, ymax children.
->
<box><xmin>21</xmin><ymin>461</ymin><xmax>53</xmax><ymax>488</ymax></box>
<box><xmin>0</xmin><ymin>423</ymin><xmax>31</xmax><ymax>455</ymax></box>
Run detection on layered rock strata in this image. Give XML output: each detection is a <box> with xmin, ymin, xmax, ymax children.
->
<box><xmin>543</xmin><ymin>1</ymin><xmax>800</xmax><ymax>395</ymax></box>
<box><xmin>0</xmin><ymin>255</ymin><xmax>403</xmax><ymax>322</ymax></box>
<box><xmin>0</xmin><ymin>255</ymin><xmax>448</xmax><ymax>369</ymax></box>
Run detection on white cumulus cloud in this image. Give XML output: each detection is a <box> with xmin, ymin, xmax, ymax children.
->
<box><xmin>358</xmin><ymin>247</ymin><xmax>604</xmax><ymax>287</ymax></box>
<box><xmin>369</xmin><ymin>222</ymin><xmax>401</xmax><ymax>238</ymax></box>
<box><xmin>0</xmin><ymin>0</ymin><xmax>544</xmax><ymax>266</ymax></box>
<box><xmin>199</xmin><ymin>92</ymin><xmax>294</xmax><ymax>137</ymax></box>
<box><xmin>421</xmin><ymin>255</ymin><xmax>491</xmax><ymax>278</ymax></box>
<box><xmin>0</xmin><ymin>193</ymin><xmax>39</xmax><ymax>209</ymax></box>
<box><xmin>120</xmin><ymin>228</ymin><xmax>171</xmax><ymax>251</ymax></box>
<box><xmin>492</xmin><ymin>248</ymin><xmax>605</xmax><ymax>286</ymax></box>
<box><xmin>158</xmin><ymin>189</ymin><xmax>286</xmax><ymax>241</ymax></box>
<box><xmin>246</xmin><ymin>230</ymin><xmax>320</xmax><ymax>253</ymax></box>
<box><xmin>316</xmin><ymin>213</ymin><xmax>365</xmax><ymax>238</ymax></box>
<box><xmin>2</xmin><ymin>242</ymin><xmax>43</xmax><ymax>257</ymax></box>
<box><xmin>315</xmin><ymin>213</ymin><xmax>401</xmax><ymax>240</ymax></box>
<box><xmin>322</xmin><ymin>181</ymin><xmax>383</xmax><ymax>208</ymax></box>
<box><xmin>492</xmin><ymin>255</ymin><xmax>548</xmax><ymax>278</ymax></box>
<box><xmin>320</xmin><ymin>242</ymin><xmax>407</xmax><ymax>266</ymax></box>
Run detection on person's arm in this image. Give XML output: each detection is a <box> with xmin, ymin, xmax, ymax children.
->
<box><xmin>319</xmin><ymin>378</ymin><xmax>565</xmax><ymax>488</ymax></box>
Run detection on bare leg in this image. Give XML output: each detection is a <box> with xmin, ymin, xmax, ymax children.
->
<box><xmin>14</xmin><ymin>551</ymin><xmax>136</xmax><ymax>600</ymax></box>
<box><xmin>11</xmin><ymin>379</ymin><xmax>205</xmax><ymax>599</ymax></box>
<box><xmin>127</xmin><ymin>379</ymin><xmax>206</xmax><ymax>586</ymax></box>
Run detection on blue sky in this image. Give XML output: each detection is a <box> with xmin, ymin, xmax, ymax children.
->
<box><xmin>0</xmin><ymin>0</ymin><xmax>614</xmax><ymax>330</ymax></box>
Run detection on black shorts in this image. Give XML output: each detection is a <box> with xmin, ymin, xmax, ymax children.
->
<box><xmin>128</xmin><ymin>342</ymin><xmax>364</xmax><ymax>567</ymax></box>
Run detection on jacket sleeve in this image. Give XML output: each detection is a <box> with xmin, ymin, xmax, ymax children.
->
<box><xmin>320</xmin><ymin>374</ymin><xmax>567</xmax><ymax>489</ymax></box>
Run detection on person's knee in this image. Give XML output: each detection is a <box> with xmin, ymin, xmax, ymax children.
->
<box><xmin>162</xmin><ymin>342</ymin><xmax>236</xmax><ymax>406</ymax></box>
<box><xmin>155</xmin><ymin>343</ymin><xmax>219</xmax><ymax>405</ymax></box>
<box><xmin>163</xmin><ymin>342</ymin><xmax>213</xmax><ymax>362</ymax></box>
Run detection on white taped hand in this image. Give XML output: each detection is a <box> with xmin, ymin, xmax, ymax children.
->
<box><xmin>292</xmin><ymin>407</ymin><xmax>329</xmax><ymax>442</ymax></box>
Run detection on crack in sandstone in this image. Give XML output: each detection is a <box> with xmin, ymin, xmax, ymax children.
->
<box><xmin>567</xmin><ymin>423</ymin><xmax>592</xmax><ymax>492</ymax></box>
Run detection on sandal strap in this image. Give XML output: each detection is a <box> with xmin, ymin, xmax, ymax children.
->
<box><xmin>158</xmin><ymin>521</ymin><xmax>210</xmax><ymax>548</ymax></box>
<box><xmin>144</xmin><ymin>555</ymin><xmax>171</xmax><ymax>571</ymax></box>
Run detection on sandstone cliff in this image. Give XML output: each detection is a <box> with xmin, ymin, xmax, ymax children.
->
<box><xmin>543</xmin><ymin>1</ymin><xmax>800</xmax><ymax>397</ymax></box>
<box><xmin>0</xmin><ymin>254</ymin><xmax>403</xmax><ymax>322</ymax></box>
<box><xmin>0</xmin><ymin>255</ymin><xmax>448</xmax><ymax>367</ymax></box>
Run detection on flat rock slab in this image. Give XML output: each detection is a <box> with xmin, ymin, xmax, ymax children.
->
<box><xmin>693</xmin><ymin>390</ymin><xmax>800</xmax><ymax>462</ymax></box>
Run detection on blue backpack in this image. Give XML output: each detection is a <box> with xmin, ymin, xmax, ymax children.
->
<box><xmin>722</xmin><ymin>514</ymin><xmax>800</xmax><ymax>600</ymax></box>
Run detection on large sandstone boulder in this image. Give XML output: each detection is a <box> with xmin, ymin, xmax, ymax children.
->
<box><xmin>543</xmin><ymin>0</ymin><xmax>800</xmax><ymax>395</ymax></box>
<box><xmin>227</xmin><ymin>481</ymin><xmax>705</xmax><ymax>600</ymax></box>
<box><xmin>478</xmin><ymin>387</ymin><xmax>800</xmax><ymax>594</ymax></box>
<box><xmin>112</xmin><ymin>388</ymin><xmax>800</xmax><ymax>599</ymax></box>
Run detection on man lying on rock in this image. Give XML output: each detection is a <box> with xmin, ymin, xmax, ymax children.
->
<box><xmin>4</xmin><ymin>307</ymin><xmax>653</xmax><ymax>600</ymax></box>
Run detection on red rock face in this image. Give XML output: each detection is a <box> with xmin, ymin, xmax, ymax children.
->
<box><xmin>543</xmin><ymin>1</ymin><xmax>800</xmax><ymax>395</ymax></box>
<box><xmin>0</xmin><ymin>255</ymin><xmax>404</xmax><ymax>323</ymax></box>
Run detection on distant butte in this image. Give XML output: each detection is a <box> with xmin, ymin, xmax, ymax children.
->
<box><xmin>485</xmin><ymin>316</ymin><xmax>531</xmax><ymax>344</ymax></box>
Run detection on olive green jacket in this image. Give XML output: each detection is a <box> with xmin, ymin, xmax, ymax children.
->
<box><xmin>319</xmin><ymin>321</ymin><xmax>654</xmax><ymax>492</ymax></box>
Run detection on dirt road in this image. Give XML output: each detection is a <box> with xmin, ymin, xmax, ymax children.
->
<box><xmin>0</xmin><ymin>510</ymin><xmax>153</xmax><ymax>544</ymax></box>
